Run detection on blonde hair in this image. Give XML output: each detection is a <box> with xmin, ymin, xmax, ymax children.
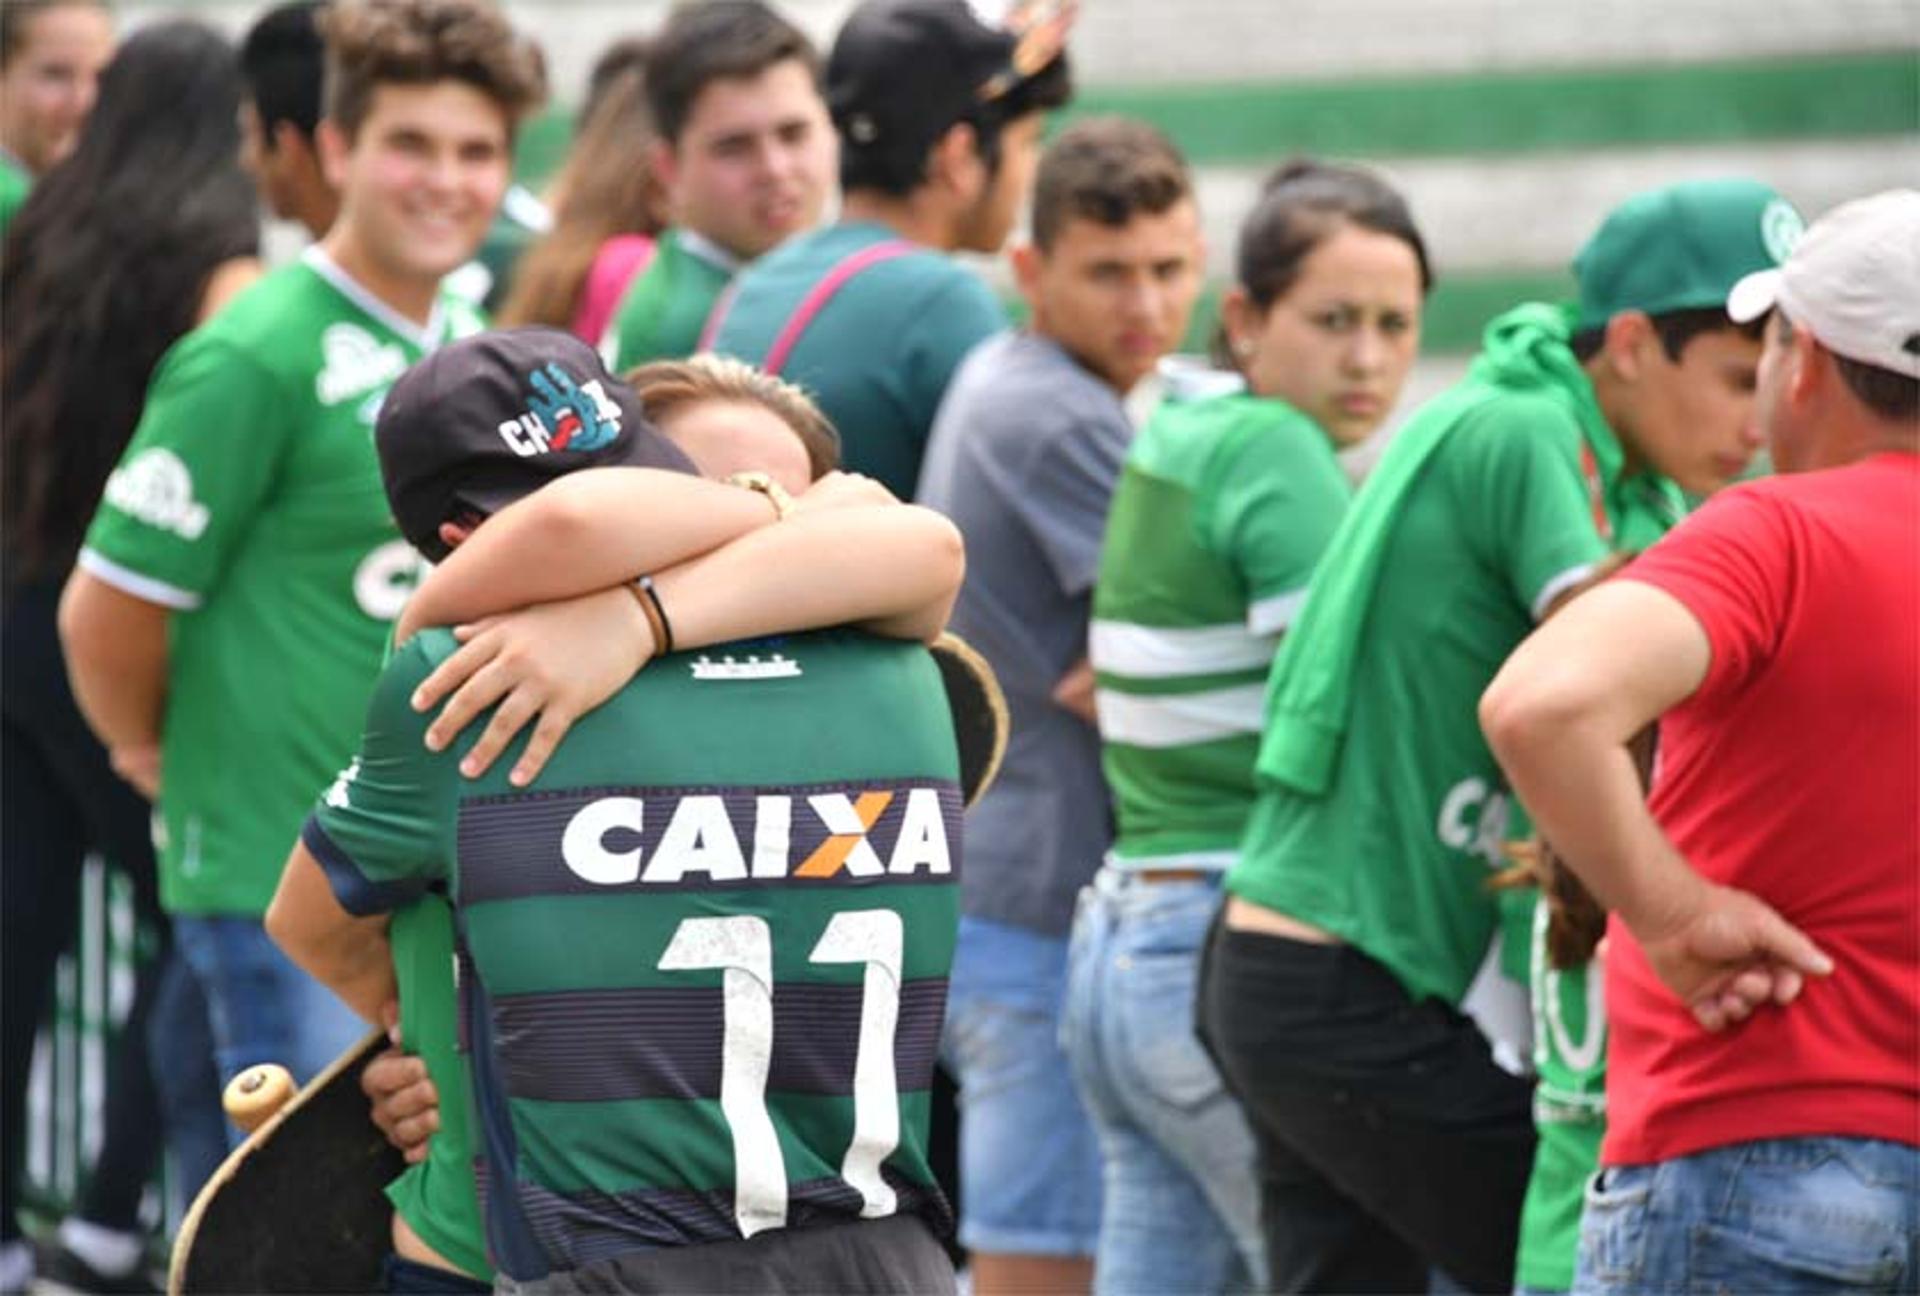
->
<box><xmin>624</xmin><ymin>355</ymin><xmax>840</xmax><ymax>481</ymax></box>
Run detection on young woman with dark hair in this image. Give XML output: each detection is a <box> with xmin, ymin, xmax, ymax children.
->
<box><xmin>1065</xmin><ymin>159</ymin><xmax>1431</xmax><ymax>1295</ymax></box>
<box><xmin>0</xmin><ymin>19</ymin><xmax>259</xmax><ymax>1289</ymax></box>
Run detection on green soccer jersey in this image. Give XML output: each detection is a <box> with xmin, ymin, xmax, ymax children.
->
<box><xmin>710</xmin><ymin>221</ymin><xmax>1007</xmax><ymax>498</ymax></box>
<box><xmin>1514</xmin><ymin>894</ymin><xmax>1605</xmax><ymax>1292</ymax></box>
<box><xmin>306</xmin><ymin>627</ymin><xmax>962</xmax><ymax>1284</ymax></box>
<box><xmin>1092</xmin><ymin>392</ymin><xmax>1351</xmax><ymax>864</ymax></box>
<box><xmin>79</xmin><ymin>249</ymin><xmax>484</xmax><ymax>916</ymax></box>
<box><xmin>385</xmin><ymin>898</ymin><xmax>493</xmax><ymax>1280</ymax></box>
<box><xmin>604</xmin><ymin>227</ymin><xmax>738</xmax><ymax>369</ymax></box>
<box><xmin>0</xmin><ymin>153</ymin><xmax>30</xmax><ymax>243</ymax></box>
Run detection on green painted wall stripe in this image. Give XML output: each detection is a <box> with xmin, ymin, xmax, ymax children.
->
<box><xmin>514</xmin><ymin>50</ymin><xmax>1917</xmax><ymax>185</ymax></box>
<box><xmin>1059</xmin><ymin>52</ymin><xmax>1919</xmax><ymax>163</ymax></box>
<box><xmin>1003</xmin><ymin>268</ymin><xmax>1576</xmax><ymax>359</ymax></box>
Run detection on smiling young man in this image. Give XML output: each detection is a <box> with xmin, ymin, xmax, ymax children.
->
<box><xmin>707</xmin><ymin>0</ymin><xmax>1074</xmax><ymax>498</ymax></box>
<box><xmin>59</xmin><ymin>0</ymin><xmax>543</xmax><ymax>1107</ymax></box>
<box><xmin>914</xmin><ymin>116</ymin><xmax>1202</xmax><ymax>1296</ymax></box>
<box><xmin>0</xmin><ymin>0</ymin><xmax>112</xmax><ymax>239</ymax></box>
<box><xmin>603</xmin><ymin>1</ymin><xmax>834</xmax><ymax>369</ymax></box>
<box><xmin>1193</xmin><ymin>178</ymin><xmax>1801</xmax><ymax>1293</ymax></box>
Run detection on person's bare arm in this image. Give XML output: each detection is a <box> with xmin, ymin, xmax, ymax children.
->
<box><xmin>59</xmin><ymin>571</ymin><xmax>170</xmax><ymax>798</ymax></box>
<box><xmin>264</xmin><ymin>842</ymin><xmax>396</xmax><ymax>1025</ymax></box>
<box><xmin>1480</xmin><ymin>580</ymin><xmax>1831</xmax><ymax>1031</ymax></box>
<box><xmin>1052</xmin><ymin>657</ymin><xmax>1097</xmax><ymax>725</ymax></box>
<box><xmin>395</xmin><ymin>468</ymin><xmax>779</xmax><ymax>642</ymax></box>
<box><xmin>414</xmin><ymin>503</ymin><xmax>965</xmax><ymax>785</ymax></box>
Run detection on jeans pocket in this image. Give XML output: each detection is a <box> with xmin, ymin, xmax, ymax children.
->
<box><xmin>1577</xmin><ymin>1167</ymin><xmax>1654</xmax><ymax>1292</ymax></box>
<box><xmin>1685</xmin><ymin>1140</ymin><xmax>1914</xmax><ymax>1292</ymax></box>
<box><xmin>1115</xmin><ymin>950</ymin><xmax>1224</xmax><ymax>1112</ymax></box>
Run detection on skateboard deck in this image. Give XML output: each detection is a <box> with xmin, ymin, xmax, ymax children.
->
<box><xmin>169</xmin><ymin>1029</ymin><xmax>402</xmax><ymax>1294</ymax></box>
<box><xmin>930</xmin><ymin>631</ymin><xmax>1007</xmax><ymax>809</ymax></box>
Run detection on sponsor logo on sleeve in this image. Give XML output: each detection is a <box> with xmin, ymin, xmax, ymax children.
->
<box><xmin>103</xmin><ymin>449</ymin><xmax>210</xmax><ymax>540</ymax></box>
<box><xmin>316</xmin><ymin>324</ymin><xmax>410</xmax><ymax>406</ymax></box>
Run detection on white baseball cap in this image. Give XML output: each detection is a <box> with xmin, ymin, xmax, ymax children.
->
<box><xmin>1727</xmin><ymin>188</ymin><xmax>1920</xmax><ymax>379</ymax></box>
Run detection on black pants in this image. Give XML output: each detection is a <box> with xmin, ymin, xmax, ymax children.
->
<box><xmin>535</xmin><ymin>1215</ymin><xmax>957</xmax><ymax>1295</ymax></box>
<box><xmin>1</xmin><ymin>578</ymin><xmax>167</xmax><ymax>1239</ymax></box>
<box><xmin>1195</xmin><ymin>916</ymin><xmax>1535</xmax><ymax>1294</ymax></box>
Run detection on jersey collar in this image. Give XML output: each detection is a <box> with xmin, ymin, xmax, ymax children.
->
<box><xmin>301</xmin><ymin>245</ymin><xmax>450</xmax><ymax>351</ymax></box>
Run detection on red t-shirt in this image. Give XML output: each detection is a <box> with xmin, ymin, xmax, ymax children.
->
<box><xmin>1603</xmin><ymin>451</ymin><xmax>1920</xmax><ymax>1166</ymax></box>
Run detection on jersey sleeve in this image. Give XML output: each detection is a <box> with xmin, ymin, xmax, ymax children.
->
<box><xmin>1619</xmin><ymin>486</ymin><xmax>1791</xmax><ymax>706</ymax></box>
<box><xmin>301</xmin><ymin>632</ymin><xmax>460</xmax><ymax>916</ymax></box>
<box><xmin>1452</xmin><ymin>399</ymin><xmax>1610</xmax><ymax>620</ymax></box>
<box><xmin>902</xmin><ymin>273</ymin><xmax>1008</xmax><ymax>442</ymax></box>
<box><xmin>78</xmin><ymin>333</ymin><xmax>292</xmax><ymax>609</ymax></box>
<box><xmin>1201</xmin><ymin>414</ymin><xmax>1353</xmax><ymax>636</ymax></box>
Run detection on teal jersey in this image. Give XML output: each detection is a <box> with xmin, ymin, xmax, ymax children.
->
<box><xmin>604</xmin><ymin>227</ymin><xmax>737</xmax><ymax>369</ymax></box>
<box><xmin>80</xmin><ymin>249</ymin><xmax>484</xmax><ymax>915</ymax></box>
<box><xmin>710</xmin><ymin>221</ymin><xmax>1006</xmax><ymax>498</ymax></box>
<box><xmin>306</xmin><ymin>628</ymin><xmax>962</xmax><ymax>1283</ymax></box>
<box><xmin>1092</xmin><ymin>393</ymin><xmax>1351</xmax><ymax>864</ymax></box>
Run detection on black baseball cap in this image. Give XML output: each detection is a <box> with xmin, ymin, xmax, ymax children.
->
<box><xmin>376</xmin><ymin>327</ymin><xmax>696</xmax><ymax>562</ymax></box>
<box><xmin>828</xmin><ymin>0</ymin><xmax>1073</xmax><ymax>164</ymax></box>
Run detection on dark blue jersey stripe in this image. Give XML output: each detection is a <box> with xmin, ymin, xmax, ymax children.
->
<box><xmin>493</xmin><ymin>978</ymin><xmax>948</xmax><ymax>1103</ymax></box>
<box><xmin>457</xmin><ymin>780</ymin><xmax>962</xmax><ymax>903</ymax></box>
<box><xmin>301</xmin><ymin>816</ymin><xmax>427</xmax><ymax>917</ymax></box>
<box><xmin>516</xmin><ymin>1170</ymin><xmax>952</xmax><ymax>1271</ymax></box>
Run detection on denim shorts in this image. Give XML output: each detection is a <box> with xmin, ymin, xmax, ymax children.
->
<box><xmin>1575</xmin><ymin>1136</ymin><xmax>1917</xmax><ymax>1293</ymax></box>
<box><xmin>940</xmin><ymin>915</ymin><xmax>1102</xmax><ymax>1257</ymax></box>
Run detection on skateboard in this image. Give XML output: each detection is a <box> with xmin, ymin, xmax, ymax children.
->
<box><xmin>930</xmin><ymin>630</ymin><xmax>1008</xmax><ymax>808</ymax></box>
<box><xmin>168</xmin><ymin>1028</ymin><xmax>402</xmax><ymax>1294</ymax></box>
<box><xmin>164</xmin><ymin>639</ymin><xmax>1004</xmax><ymax>1293</ymax></box>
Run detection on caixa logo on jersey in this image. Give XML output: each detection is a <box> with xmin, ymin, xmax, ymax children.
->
<box><xmin>457</xmin><ymin>783</ymin><xmax>961</xmax><ymax>902</ymax></box>
<box><xmin>496</xmin><ymin>361</ymin><xmax>623</xmax><ymax>457</ymax></box>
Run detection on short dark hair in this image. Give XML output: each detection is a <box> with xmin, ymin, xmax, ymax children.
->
<box><xmin>1570</xmin><ymin>305</ymin><xmax>1765</xmax><ymax>364</ymax></box>
<box><xmin>1029</xmin><ymin>116</ymin><xmax>1190</xmax><ymax>251</ymax></box>
<box><xmin>644</xmin><ymin>1</ymin><xmax>818</xmax><ymax>145</ymax></box>
<box><xmin>319</xmin><ymin>0</ymin><xmax>546</xmax><ymax>142</ymax></box>
<box><xmin>1776</xmin><ymin>314</ymin><xmax>1920</xmax><ymax>423</ymax></box>
<box><xmin>0</xmin><ymin>0</ymin><xmax>106</xmax><ymax>69</ymax></box>
<box><xmin>839</xmin><ymin>51</ymin><xmax>1071</xmax><ymax>197</ymax></box>
<box><xmin>241</xmin><ymin>1</ymin><xmax>328</xmax><ymax>141</ymax></box>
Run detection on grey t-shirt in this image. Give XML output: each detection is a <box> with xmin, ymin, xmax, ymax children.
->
<box><xmin>916</xmin><ymin>330</ymin><xmax>1132</xmax><ymax>936</ymax></box>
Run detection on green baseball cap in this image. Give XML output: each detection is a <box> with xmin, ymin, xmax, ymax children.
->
<box><xmin>1572</xmin><ymin>178</ymin><xmax>1804</xmax><ymax>333</ymax></box>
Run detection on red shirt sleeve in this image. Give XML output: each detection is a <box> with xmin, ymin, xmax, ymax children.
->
<box><xmin>1622</xmin><ymin>485</ymin><xmax>1797</xmax><ymax>707</ymax></box>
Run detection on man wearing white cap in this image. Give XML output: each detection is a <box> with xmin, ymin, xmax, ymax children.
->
<box><xmin>1480</xmin><ymin>188</ymin><xmax>1919</xmax><ymax>1294</ymax></box>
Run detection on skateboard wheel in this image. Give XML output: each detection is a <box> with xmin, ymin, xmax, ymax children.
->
<box><xmin>224</xmin><ymin>1063</ymin><xmax>296</xmax><ymax>1133</ymax></box>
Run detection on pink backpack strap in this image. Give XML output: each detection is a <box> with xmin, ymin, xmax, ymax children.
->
<box><xmin>762</xmin><ymin>239</ymin><xmax>917</xmax><ymax>375</ymax></box>
<box><xmin>571</xmin><ymin>234</ymin><xmax>657</xmax><ymax>345</ymax></box>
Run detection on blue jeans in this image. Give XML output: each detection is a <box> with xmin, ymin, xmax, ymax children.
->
<box><xmin>147</xmin><ymin>948</ymin><xmax>228</xmax><ymax>1213</ymax></box>
<box><xmin>1062</xmin><ymin>869</ymin><xmax>1264</xmax><ymax>1294</ymax></box>
<box><xmin>1575</xmin><ymin>1137</ymin><xmax>1918</xmax><ymax>1294</ymax></box>
<box><xmin>941</xmin><ymin>915</ymin><xmax>1102</xmax><ymax>1257</ymax></box>
<box><xmin>172</xmin><ymin>915</ymin><xmax>366</xmax><ymax>1144</ymax></box>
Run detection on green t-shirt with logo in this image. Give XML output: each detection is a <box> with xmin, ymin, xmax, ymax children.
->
<box><xmin>1092</xmin><ymin>392</ymin><xmax>1351</xmax><ymax>864</ymax></box>
<box><xmin>1228</xmin><ymin>389</ymin><xmax>1610</xmax><ymax>1005</ymax></box>
<box><xmin>710</xmin><ymin>221</ymin><xmax>1007</xmax><ymax>498</ymax></box>
<box><xmin>0</xmin><ymin>154</ymin><xmax>30</xmax><ymax>243</ymax></box>
<box><xmin>604</xmin><ymin>227</ymin><xmax>737</xmax><ymax>370</ymax></box>
<box><xmin>1515</xmin><ymin>893</ymin><xmax>1606</xmax><ymax>1292</ymax></box>
<box><xmin>305</xmin><ymin>627</ymin><xmax>962</xmax><ymax>1283</ymax></box>
<box><xmin>79</xmin><ymin>249</ymin><xmax>484</xmax><ymax>916</ymax></box>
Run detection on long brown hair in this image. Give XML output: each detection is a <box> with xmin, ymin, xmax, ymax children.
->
<box><xmin>496</xmin><ymin>47</ymin><xmax>667</xmax><ymax>330</ymax></box>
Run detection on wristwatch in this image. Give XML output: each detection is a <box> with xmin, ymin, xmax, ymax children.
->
<box><xmin>725</xmin><ymin>470</ymin><xmax>795</xmax><ymax>521</ymax></box>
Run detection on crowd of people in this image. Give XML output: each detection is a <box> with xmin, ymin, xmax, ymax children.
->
<box><xmin>1</xmin><ymin>0</ymin><xmax>1913</xmax><ymax>1293</ymax></box>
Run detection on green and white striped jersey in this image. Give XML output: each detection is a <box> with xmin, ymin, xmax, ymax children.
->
<box><xmin>1090</xmin><ymin>392</ymin><xmax>1350</xmax><ymax>865</ymax></box>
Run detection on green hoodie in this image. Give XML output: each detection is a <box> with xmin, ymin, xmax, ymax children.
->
<box><xmin>1227</xmin><ymin>302</ymin><xmax>1681</xmax><ymax>1005</ymax></box>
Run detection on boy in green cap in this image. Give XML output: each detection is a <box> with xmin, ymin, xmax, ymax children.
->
<box><xmin>1193</xmin><ymin>178</ymin><xmax>1803</xmax><ymax>1294</ymax></box>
